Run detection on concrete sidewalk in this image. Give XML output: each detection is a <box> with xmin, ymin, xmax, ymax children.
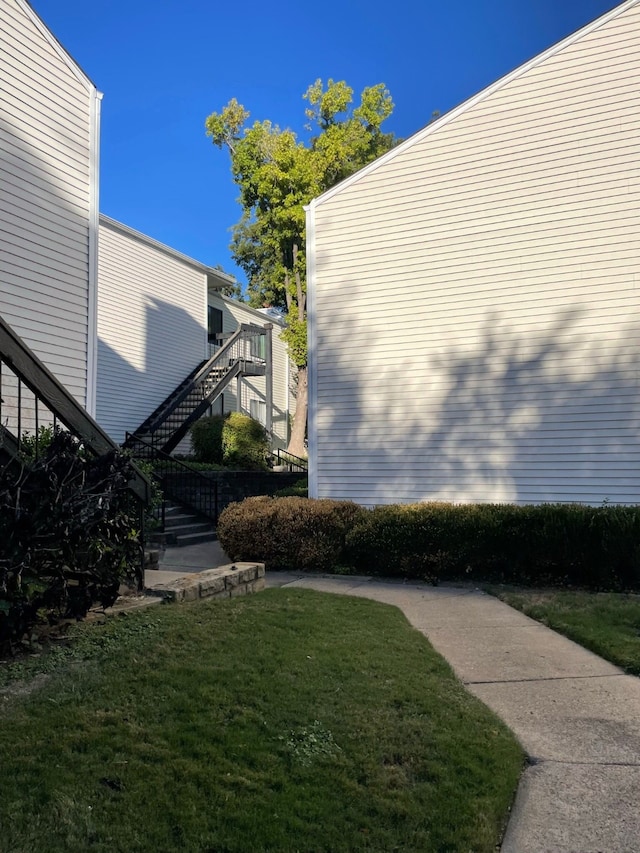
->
<box><xmin>143</xmin><ymin>545</ymin><xmax>640</xmax><ymax>851</ymax></box>
<box><xmin>274</xmin><ymin>574</ymin><xmax>640</xmax><ymax>853</ymax></box>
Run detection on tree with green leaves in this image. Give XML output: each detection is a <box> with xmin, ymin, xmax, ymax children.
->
<box><xmin>206</xmin><ymin>79</ymin><xmax>397</xmax><ymax>457</ymax></box>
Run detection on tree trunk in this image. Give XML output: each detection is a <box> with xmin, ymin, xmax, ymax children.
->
<box><xmin>287</xmin><ymin>365</ymin><xmax>308</xmax><ymax>459</ymax></box>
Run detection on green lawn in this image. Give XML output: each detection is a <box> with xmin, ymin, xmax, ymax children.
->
<box><xmin>491</xmin><ymin>588</ymin><xmax>640</xmax><ymax>675</ymax></box>
<box><xmin>0</xmin><ymin>589</ymin><xmax>522</xmax><ymax>853</ymax></box>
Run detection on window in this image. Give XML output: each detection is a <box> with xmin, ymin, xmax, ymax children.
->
<box><xmin>208</xmin><ymin>306</ymin><xmax>223</xmax><ymax>344</ymax></box>
<box><xmin>249</xmin><ymin>398</ymin><xmax>267</xmax><ymax>426</ymax></box>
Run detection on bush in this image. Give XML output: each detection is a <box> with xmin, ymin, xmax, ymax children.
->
<box><xmin>274</xmin><ymin>477</ymin><xmax>308</xmax><ymax>498</ymax></box>
<box><xmin>222</xmin><ymin>412</ymin><xmax>268</xmax><ymax>470</ymax></box>
<box><xmin>346</xmin><ymin>502</ymin><xmax>640</xmax><ymax>589</ymax></box>
<box><xmin>18</xmin><ymin>424</ymin><xmax>55</xmax><ymax>461</ymax></box>
<box><xmin>217</xmin><ymin>497</ymin><xmax>640</xmax><ymax>590</ymax></box>
<box><xmin>0</xmin><ymin>431</ymin><xmax>143</xmax><ymax>653</ymax></box>
<box><xmin>217</xmin><ymin>496</ymin><xmax>364</xmax><ymax>571</ymax></box>
<box><xmin>190</xmin><ymin>416</ymin><xmax>225</xmax><ymax>464</ymax></box>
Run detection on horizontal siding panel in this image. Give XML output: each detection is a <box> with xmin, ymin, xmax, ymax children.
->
<box><xmin>0</xmin><ymin>58</ymin><xmax>89</xmax><ymax>135</ymax></box>
<box><xmin>96</xmin><ymin>221</ymin><xmax>207</xmax><ymax>443</ymax></box>
<box><xmin>311</xmin><ymin>1</ymin><xmax>640</xmax><ymax>507</ymax></box>
<box><xmin>0</xmin><ymin>0</ymin><xmax>92</xmax><ymax>407</ymax></box>
<box><xmin>0</xmin><ymin>173</ymin><xmax>89</xmax><ymax>232</ymax></box>
<box><xmin>0</xmin><ymin>129</ymin><xmax>90</xmax><ymax>200</ymax></box>
<box><xmin>0</xmin><ymin>214</ymin><xmax>88</xmax><ymax>265</ymax></box>
<box><xmin>1</xmin><ymin>4</ymin><xmax>90</xmax><ymax>101</ymax></box>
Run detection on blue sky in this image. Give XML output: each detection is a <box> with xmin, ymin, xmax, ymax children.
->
<box><xmin>31</xmin><ymin>0</ymin><xmax>618</xmax><ymax>286</ymax></box>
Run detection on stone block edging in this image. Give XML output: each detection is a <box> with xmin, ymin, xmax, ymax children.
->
<box><xmin>147</xmin><ymin>563</ymin><xmax>266</xmax><ymax>603</ymax></box>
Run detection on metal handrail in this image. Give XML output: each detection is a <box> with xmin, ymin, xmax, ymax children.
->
<box><xmin>0</xmin><ymin>315</ymin><xmax>150</xmax><ymax>504</ymax></box>
<box><xmin>146</xmin><ymin>324</ymin><xmax>266</xmax><ymax>433</ymax></box>
<box><xmin>126</xmin><ymin>433</ymin><xmax>219</xmax><ymax>524</ymax></box>
<box><xmin>271</xmin><ymin>448</ymin><xmax>308</xmax><ymax>473</ymax></box>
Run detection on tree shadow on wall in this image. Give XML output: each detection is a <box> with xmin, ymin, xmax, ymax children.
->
<box><xmin>315</xmin><ymin>294</ymin><xmax>639</xmax><ymax>505</ymax></box>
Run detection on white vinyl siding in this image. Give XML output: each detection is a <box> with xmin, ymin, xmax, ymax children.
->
<box><xmin>309</xmin><ymin>0</ymin><xmax>640</xmax><ymax>506</ymax></box>
<box><xmin>96</xmin><ymin>218</ymin><xmax>208</xmax><ymax>443</ymax></box>
<box><xmin>0</xmin><ymin>0</ymin><xmax>95</xmax><ymax>408</ymax></box>
<box><xmin>207</xmin><ymin>294</ymin><xmax>293</xmax><ymax>449</ymax></box>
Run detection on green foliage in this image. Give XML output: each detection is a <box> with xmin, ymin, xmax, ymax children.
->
<box><xmin>217</xmin><ymin>496</ymin><xmax>363</xmax><ymax>570</ymax></box>
<box><xmin>274</xmin><ymin>477</ymin><xmax>308</xmax><ymax>498</ymax></box>
<box><xmin>221</xmin><ymin>412</ymin><xmax>269</xmax><ymax>470</ymax></box>
<box><xmin>346</xmin><ymin>502</ymin><xmax>640</xmax><ymax>589</ymax></box>
<box><xmin>18</xmin><ymin>424</ymin><xmax>56</xmax><ymax>461</ymax></box>
<box><xmin>0</xmin><ymin>431</ymin><xmax>142</xmax><ymax>653</ymax></box>
<box><xmin>280</xmin><ymin>311</ymin><xmax>306</xmax><ymax>367</ymax></box>
<box><xmin>491</xmin><ymin>589</ymin><xmax>640</xmax><ymax>675</ymax></box>
<box><xmin>217</xmin><ymin>497</ymin><xmax>640</xmax><ymax>590</ymax></box>
<box><xmin>205</xmin><ymin>78</ymin><xmax>398</xmax><ymax>371</ymax></box>
<box><xmin>129</xmin><ymin>457</ymin><xmax>164</xmax><ymax>539</ymax></box>
<box><xmin>190</xmin><ymin>415</ymin><xmax>226</xmax><ymax>464</ymax></box>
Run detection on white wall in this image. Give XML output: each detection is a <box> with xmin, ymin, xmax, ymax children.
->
<box><xmin>97</xmin><ymin>217</ymin><xmax>207</xmax><ymax>443</ymax></box>
<box><xmin>0</xmin><ymin>0</ymin><xmax>98</xmax><ymax>420</ymax></box>
<box><xmin>308</xmin><ymin>0</ymin><xmax>640</xmax><ymax>506</ymax></box>
<box><xmin>208</xmin><ymin>294</ymin><xmax>293</xmax><ymax>449</ymax></box>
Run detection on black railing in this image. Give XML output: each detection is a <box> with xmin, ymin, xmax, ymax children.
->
<box><xmin>0</xmin><ymin>314</ymin><xmax>151</xmax><ymax>588</ymax></box>
<box><xmin>270</xmin><ymin>448</ymin><xmax>308</xmax><ymax>473</ymax></box>
<box><xmin>0</xmin><ymin>316</ymin><xmax>150</xmax><ymax>503</ymax></box>
<box><xmin>125</xmin><ymin>323</ymin><xmax>269</xmax><ymax>456</ymax></box>
<box><xmin>126</xmin><ymin>433</ymin><xmax>219</xmax><ymax>526</ymax></box>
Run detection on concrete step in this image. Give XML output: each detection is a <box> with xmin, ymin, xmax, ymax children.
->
<box><xmin>165</xmin><ymin>522</ymin><xmax>213</xmax><ymax>537</ymax></box>
<box><xmin>172</xmin><ymin>529</ymin><xmax>218</xmax><ymax>547</ymax></box>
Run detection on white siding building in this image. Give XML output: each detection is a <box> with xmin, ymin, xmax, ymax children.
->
<box><xmin>97</xmin><ymin>216</ymin><xmax>213</xmax><ymax>443</ymax></box>
<box><xmin>0</xmin><ymin>0</ymin><xmax>100</xmax><ymax>417</ymax></box>
<box><xmin>97</xmin><ymin>217</ymin><xmax>294</xmax><ymax>449</ymax></box>
<box><xmin>307</xmin><ymin>0</ymin><xmax>640</xmax><ymax>506</ymax></box>
<box><xmin>207</xmin><ymin>292</ymin><xmax>294</xmax><ymax>449</ymax></box>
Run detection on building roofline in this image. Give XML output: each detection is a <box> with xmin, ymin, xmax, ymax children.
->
<box><xmin>309</xmin><ymin>0</ymin><xmax>638</xmax><ymax>209</ymax></box>
<box><xmin>211</xmin><ymin>291</ymin><xmax>287</xmax><ymax>327</ymax></box>
<box><xmin>17</xmin><ymin>0</ymin><xmax>99</xmax><ymax>93</ymax></box>
<box><xmin>99</xmin><ymin>214</ymin><xmax>236</xmax><ymax>286</ymax></box>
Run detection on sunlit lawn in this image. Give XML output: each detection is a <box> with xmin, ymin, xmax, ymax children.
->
<box><xmin>0</xmin><ymin>589</ymin><xmax>523</xmax><ymax>852</ymax></box>
<box><xmin>491</xmin><ymin>588</ymin><xmax>640</xmax><ymax>675</ymax></box>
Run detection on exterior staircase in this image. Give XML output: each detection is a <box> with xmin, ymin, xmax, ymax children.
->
<box><xmin>162</xmin><ymin>501</ymin><xmax>217</xmax><ymax>547</ymax></box>
<box><xmin>124</xmin><ymin>323</ymin><xmax>270</xmax><ymax>457</ymax></box>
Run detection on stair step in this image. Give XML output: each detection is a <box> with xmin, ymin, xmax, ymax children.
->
<box><xmin>171</xmin><ymin>530</ymin><xmax>218</xmax><ymax>547</ymax></box>
<box><xmin>165</xmin><ymin>522</ymin><xmax>213</xmax><ymax>536</ymax></box>
<box><xmin>164</xmin><ymin>514</ymin><xmax>199</xmax><ymax>526</ymax></box>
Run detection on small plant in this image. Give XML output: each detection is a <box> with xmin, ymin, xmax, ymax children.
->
<box><xmin>280</xmin><ymin>721</ymin><xmax>342</xmax><ymax>766</ymax></box>
<box><xmin>18</xmin><ymin>424</ymin><xmax>56</xmax><ymax>461</ymax></box>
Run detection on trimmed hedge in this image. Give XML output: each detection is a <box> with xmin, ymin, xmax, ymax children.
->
<box><xmin>217</xmin><ymin>496</ymin><xmax>363</xmax><ymax>571</ymax></box>
<box><xmin>347</xmin><ymin>502</ymin><xmax>640</xmax><ymax>588</ymax></box>
<box><xmin>217</xmin><ymin>497</ymin><xmax>640</xmax><ymax>590</ymax></box>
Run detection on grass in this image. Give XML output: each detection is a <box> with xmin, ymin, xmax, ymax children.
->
<box><xmin>490</xmin><ymin>588</ymin><xmax>640</xmax><ymax>675</ymax></box>
<box><xmin>0</xmin><ymin>589</ymin><xmax>522</xmax><ymax>853</ymax></box>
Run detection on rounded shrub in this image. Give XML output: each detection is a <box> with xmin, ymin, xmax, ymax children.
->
<box><xmin>190</xmin><ymin>415</ymin><xmax>225</xmax><ymax>464</ymax></box>
<box><xmin>217</xmin><ymin>496</ymin><xmax>364</xmax><ymax>571</ymax></box>
<box><xmin>222</xmin><ymin>412</ymin><xmax>269</xmax><ymax>470</ymax></box>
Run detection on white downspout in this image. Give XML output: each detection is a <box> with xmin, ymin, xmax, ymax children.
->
<box><xmin>305</xmin><ymin>200</ymin><xmax>318</xmax><ymax>498</ymax></box>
